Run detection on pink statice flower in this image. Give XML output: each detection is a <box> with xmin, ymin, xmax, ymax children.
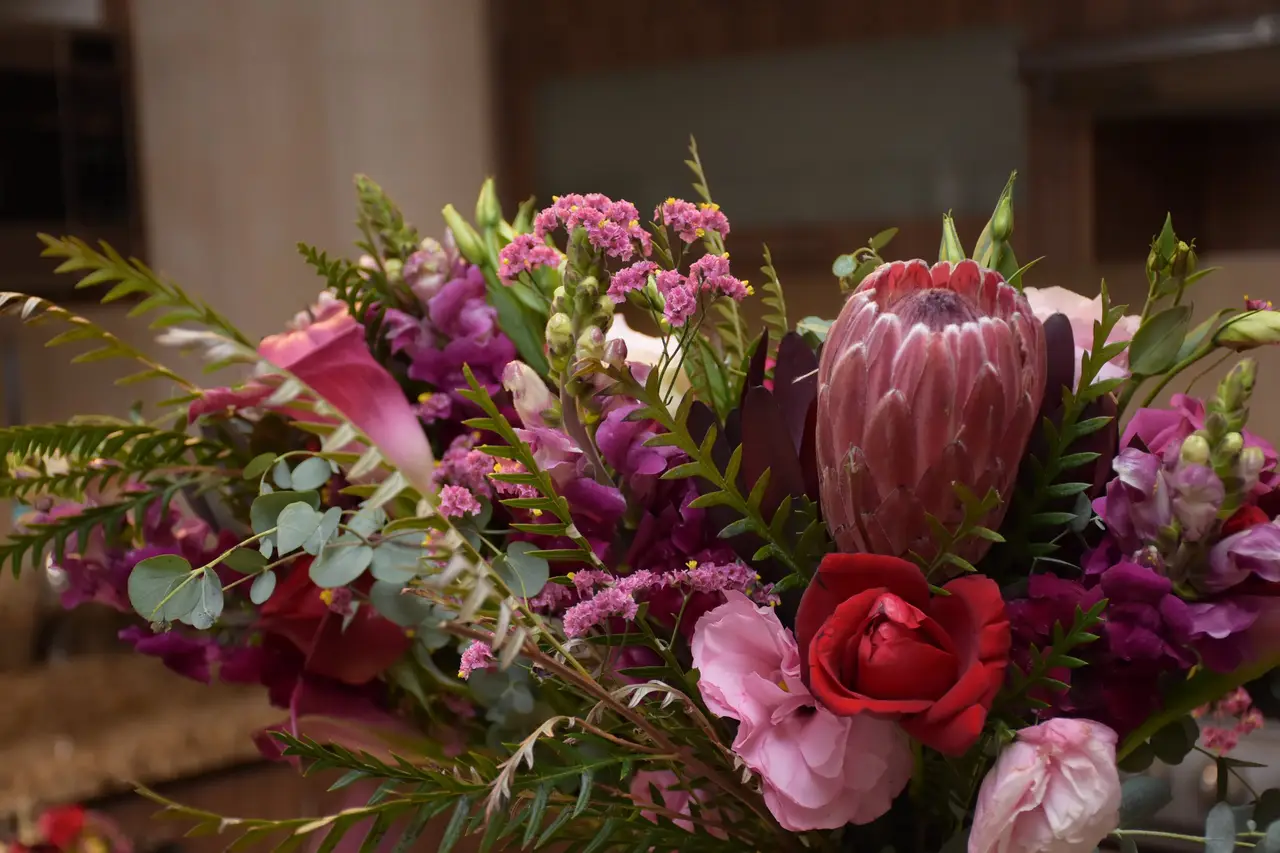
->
<box><xmin>688</xmin><ymin>253</ymin><xmax>748</xmax><ymax>301</ymax></box>
<box><xmin>561</xmin><ymin>587</ymin><xmax>640</xmax><ymax>638</ymax></box>
<box><xmin>457</xmin><ymin>640</ymin><xmax>494</xmax><ymax>679</ymax></box>
<box><xmin>530</xmin><ymin>193</ymin><xmax>651</xmax><ymax>261</ymax></box>
<box><xmin>969</xmin><ymin>718</ymin><xmax>1121</xmax><ymax>853</ymax></box>
<box><xmin>654</xmin><ymin>198</ymin><xmax>731</xmax><ymax>244</ymax></box>
<box><xmin>413</xmin><ymin>391</ymin><xmax>452</xmax><ymax>425</ymax></box>
<box><xmin>690</xmin><ymin>592</ymin><xmax>911</xmax><ymax>830</ymax></box>
<box><xmin>608</xmin><ymin>261</ymin><xmax>658</xmax><ymax>303</ymax></box>
<box><xmin>498</xmin><ymin>234</ymin><xmax>564</xmax><ymax>284</ymax></box>
<box><xmin>1195</xmin><ymin>687</ymin><xmax>1265</xmax><ymax>755</ymax></box>
<box><xmin>663</xmin><ymin>285</ymin><xmax>698</xmax><ymax>326</ymax></box>
<box><xmin>439</xmin><ymin>485</ymin><xmax>482</xmax><ymax>519</ymax></box>
<box><xmin>629</xmin><ymin>769</ymin><xmax>727</xmax><ymax>839</ymax></box>
<box><xmin>434</xmin><ymin>432</ymin><xmax>495</xmax><ymax>498</ymax></box>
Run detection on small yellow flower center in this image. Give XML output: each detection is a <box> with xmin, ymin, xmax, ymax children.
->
<box><xmin>319</xmin><ymin>589</ymin><xmax>335</xmax><ymax>606</ymax></box>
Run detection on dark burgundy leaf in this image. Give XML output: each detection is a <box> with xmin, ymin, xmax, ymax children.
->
<box><xmin>772</xmin><ymin>332</ymin><xmax>819</xmax><ymax>452</ymax></box>
<box><xmin>741</xmin><ymin>386</ymin><xmax>807</xmax><ymax>516</ymax></box>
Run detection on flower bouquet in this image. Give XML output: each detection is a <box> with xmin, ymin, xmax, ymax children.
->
<box><xmin>5</xmin><ymin>144</ymin><xmax>1280</xmax><ymax>853</ymax></box>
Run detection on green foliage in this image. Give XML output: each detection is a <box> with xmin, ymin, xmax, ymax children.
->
<box><xmin>1001</xmin><ymin>597</ymin><xmax>1106</xmax><ymax>712</ymax></box>
<box><xmin>0</xmin><ymin>480</ymin><xmax>190</xmax><ymax>576</ymax></box>
<box><xmin>1128</xmin><ymin>305</ymin><xmax>1193</xmax><ymax>376</ymax></box>
<box><xmin>0</xmin><ymin>421</ymin><xmax>231</xmax><ymax>502</ymax></box>
<box><xmin>355</xmin><ymin>174</ymin><xmax>421</xmax><ymax>261</ymax></box>
<box><xmin>684</xmin><ymin>137</ymin><xmax>747</xmax><ymax>374</ymax></box>
<box><xmin>997</xmin><ymin>284</ymin><xmax>1126</xmax><ymax>568</ymax></box>
<box><xmin>36</xmin><ymin>234</ymin><xmax>254</xmax><ymax>352</ymax></box>
<box><xmin>0</xmin><ymin>293</ymin><xmax>203</xmax><ymax>392</ymax></box>
<box><xmin>971</xmin><ymin>172</ymin><xmax>1019</xmax><ymax>283</ymax></box>
<box><xmin>1119</xmin><ymin>776</ymin><xmax>1173</xmax><ymax>827</ymax></box>
<box><xmin>832</xmin><ymin>227</ymin><xmax>897</xmax><ymax>292</ymax></box>
<box><xmin>758</xmin><ymin>247</ymin><xmax>787</xmax><ymax>348</ymax></box>
<box><xmin>911</xmin><ymin>484</ymin><xmax>1005</xmax><ymax>580</ymax></box>
<box><xmin>587</xmin><ymin>360</ymin><xmax>827</xmax><ymax>584</ymax></box>
<box><xmin>457</xmin><ymin>366</ymin><xmax>603</xmax><ymax>569</ymax></box>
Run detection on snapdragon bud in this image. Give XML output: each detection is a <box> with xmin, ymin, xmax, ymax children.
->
<box><xmin>441</xmin><ymin>204</ymin><xmax>485</xmax><ymax>264</ymax></box>
<box><xmin>1239</xmin><ymin>446</ymin><xmax>1266</xmax><ymax>492</ymax></box>
<box><xmin>546</xmin><ymin>313</ymin><xmax>573</xmax><ymax>356</ymax></box>
<box><xmin>604</xmin><ymin>338</ymin><xmax>628</xmax><ymax>367</ymax></box>
<box><xmin>576</xmin><ymin>327</ymin><xmax>605</xmax><ymax>361</ymax></box>
<box><xmin>551</xmin><ymin>286</ymin><xmax>568</xmax><ymax>314</ymax></box>
<box><xmin>475</xmin><ymin>178</ymin><xmax>501</xmax><ymax>229</ymax></box>
<box><xmin>383</xmin><ymin>258</ymin><xmax>404</xmax><ymax>284</ymax></box>
<box><xmin>1220</xmin><ymin>432</ymin><xmax>1244</xmax><ymax>459</ymax></box>
<box><xmin>1180</xmin><ymin>434</ymin><xmax>1211</xmax><ymax>465</ymax></box>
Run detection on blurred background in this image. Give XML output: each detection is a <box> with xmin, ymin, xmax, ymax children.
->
<box><xmin>2</xmin><ymin>0</ymin><xmax>1280</xmax><ymax>849</ymax></box>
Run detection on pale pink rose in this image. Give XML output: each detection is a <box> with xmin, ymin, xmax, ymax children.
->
<box><xmin>969</xmin><ymin>718</ymin><xmax>1121</xmax><ymax>853</ymax></box>
<box><xmin>691</xmin><ymin>592</ymin><xmax>912</xmax><ymax>831</ymax></box>
<box><xmin>259</xmin><ymin>304</ymin><xmax>436</xmax><ymax>498</ymax></box>
<box><xmin>1023</xmin><ymin>286</ymin><xmax>1141</xmax><ymax>386</ymax></box>
<box><xmin>628</xmin><ymin>770</ymin><xmax>728</xmax><ymax>840</ymax></box>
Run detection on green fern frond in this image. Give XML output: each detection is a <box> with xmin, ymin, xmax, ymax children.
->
<box><xmin>0</xmin><ymin>292</ymin><xmax>202</xmax><ymax>392</ymax></box>
<box><xmin>0</xmin><ymin>422</ymin><xmax>230</xmax><ymax>501</ymax></box>
<box><xmin>0</xmin><ymin>481</ymin><xmax>189</xmax><ymax>576</ymax></box>
<box><xmin>36</xmin><ymin>235</ymin><xmax>253</xmax><ymax>348</ymax></box>
<box><xmin>759</xmin><ymin>245</ymin><xmax>788</xmax><ymax>353</ymax></box>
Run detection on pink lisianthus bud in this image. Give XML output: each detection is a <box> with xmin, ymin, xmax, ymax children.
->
<box><xmin>969</xmin><ymin>718</ymin><xmax>1121</xmax><ymax>853</ymax></box>
<box><xmin>816</xmin><ymin>260</ymin><xmax>1047</xmax><ymax>562</ymax></box>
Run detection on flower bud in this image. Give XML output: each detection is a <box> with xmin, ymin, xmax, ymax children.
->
<box><xmin>441</xmin><ymin>205</ymin><xmax>485</xmax><ymax>264</ymax></box>
<box><xmin>551</xmin><ymin>286</ymin><xmax>568</xmax><ymax>314</ymax></box>
<box><xmin>502</xmin><ymin>361</ymin><xmax>554</xmax><ymax>428</ymax></box>
<box><xmin>1220</xmin><ymin>432</ymin><xmax>1244</xmax><ymax>459</ymax></box>
<box><xmin>1239</xmin><ymin>446</ymin><xmax>1266</xmax><ymax>493</ymax></box>
<box><xmin>1217</xmin><ymin>310</ymin><xmax>1280</xmax><ymax>351</ymax></box>
<box><xmin>1180</xmin><ymin>434</ymin><xmax>1211</xmax><ymax>466</ymax></box>
<box><xmin>545</xmin><ymin>313</ymin><xmax>573</xmax><ymax>357</ymax></box>
<box><xmin>1202</xmin><ymin>412</ymin><xmax>1229</xmax><ymax>442</ymax></box>
<box><xmin>382</xmin><ymin>258</ymin><xmax>403</xmax><ymax>284</ymax></box>
<box><xmin>576</xmin><ymin>327</ymin><xmax>605</xmax><ymax>361</ymax></box>
<box><xmin>603</xmin><ymin>338</ymin><xmax>628</xmax><ymax>367</ymax></box>
<box><xmin>475</xmin><ymin>178</ymin><xmax>502</xmax><ymax>229</ymax></box>
<box><xmin>991</xmin><ymin>195</ymin><xmax>1014</xmax><ymax>242</ymax></box>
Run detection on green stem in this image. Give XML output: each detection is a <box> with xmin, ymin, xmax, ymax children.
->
<box><xmin>1114</xmin><ymin>829</ymin><xmax>1254</xmax><ymax>848</ymax></box>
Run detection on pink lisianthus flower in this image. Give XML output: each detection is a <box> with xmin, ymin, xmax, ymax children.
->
<box><xmin>258</xmin><ymin>303</ymin><xmax>436</xmax><ymax>498</ymax></box>
<box><xmin>969</xmin><ymin>718</ymin><xmax>1121</xmax><ymax>853</ymax></box>
<box><xmin>628</xmin><ymin>770</ymin><xmax>728</xmax><ymax>839</ymax></box>
<box><xmin>691</xmin><ymin>592</ymin><xmax>911</xmax><ymax>831</ymax></box>
<box><xmin>1023</xmin><ymin>286</ymin><xmax>1140</xmax><ymax>387</ymax></box>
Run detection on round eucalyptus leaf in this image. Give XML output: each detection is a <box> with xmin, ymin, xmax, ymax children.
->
<box><xmin>221</xmin><ymin>547</ymin><xmax>268</xmax><ymax>575</ymax></box>
<box><xmin>250</xmin><ymin>570</ymin><xmax>277</xmax><ymax>605</ymax></box>
<box><xmin>183</xmin><ymin>569</ymin><xmax>225</xmax><ymax>630</ymax></box>
<box><xmin>243</xmin><ymin>452</ymin><xmax>277</xmax><ymax>481</ymax></box>
<box><xmin>309</xmin><ymin>539</ymin><xmax>373</xmax><ymax>588</ymax></box>
<box><xmin>371</xmin><ymin>539</ymin><xmax>423</xmax><ymax>583</ymax></box>
<box><xmin>128</xmin><ymin>554</ymin><xmax>199</xmax><ymax>622</ymax></box>
<box><xmin>276</xmin><ymin>502</ymin><xmax>323</xmax><ymax>555</ymax></box>
<box><xmin>495</xmin><ymin>541</ymin><xmax>549</xmax><ymax>598</ymax></box>
<box><xmin>272</xmin><ymin>457</ymin><xmax>293</xmax><ymax>489</ymax></box>
<box><xmin>303</xmin><ymin>505</ymin><xmax>343</xmax><ymax>556</ymax></box>
<box><xmin>250</xmin><ymin>490</ymin><xmax>320</xmax><ymax>534</ymax></box>
<box><xmin>1261</xmin><ymin>821</ymin><xmax>1280</xmax><ymax>853</ymax></box>
<box><xmin>369</xmin><ymin>579</ymin><xmax>433</xmax><ymax>627</ymax></box>
<box><xmin>1119</xmin><ymin>776</ymin><xmax>1173</xmax><ymax>827</ymax></box>
<box><xmin>290</xmin><ymin>456</ymin><xmax>333</xmax><ymax>491</ymax></box>
<box><xmin>1206</xmin><ymin>801</ymin><xmax>1238</xmax><ymax>853</ymax></box>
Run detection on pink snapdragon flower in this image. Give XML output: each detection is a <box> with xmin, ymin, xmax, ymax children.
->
<box><xmin>969</xmin><ymin>718</ymin><xmax>1121</xmax><ymax>853</ymax></box>
<box><xmin>691</xmin><ymin>592</ymin><xmax>911</xmax><ymax>831</ymax></box>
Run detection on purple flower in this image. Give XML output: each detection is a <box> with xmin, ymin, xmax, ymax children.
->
<box><xmin>1207</xmin><ymin>520</ymin><xmax>1280</xmax><ymax>591</ymax></box>
<box><xmin>1097</xmin><ymin>561</ymin><xmax>1194</xmax><ymax>669</ymax></box>
<box><xmin>596</xmin><ymin>399</ymin><xmax>679</xmax><ymax>484</ymax></box>
<box><xmin>457</xmin><ymin>641</ymin><xmax>494</xmax><ymax>679</ymax></box>
<box><xmin>688</xmin><ymin>253</ymin><xmax>748</xmax><ymax>301</ymax></box>
<box><xmin>403</xmin><ymin>234</ymin><xmax>466</xmax><ymax>302</ymax></box>
<box><xmin>655</xmin><ymin>198</ymin><xmax>731</xmax><ymax>244</ymax></box>
<box><xmin>1123</xmin><ymin>394</ymin><xmax>1278</xmax><ymax>493</ymax></box>
<box><xmin>435</xmin><ymin>432</ymin><xmax>495</xmax><ymax>498</ymax></box>
<box><xmin>1188</xmin><ymin>597</ymin><xmax>1267</xmax><ymax>671</ymax></box>
<box><xmin>663</xmin><ymin>285</ymin><xmax>697</xmax><ymax>326</ymax></box>
<box><xmin>1170</xmin><ymin>463</ymin><xmax>1225</xmax><ymax>540</ymax></box>
<box><xmin>1094</xmin><ymin>447</ymin><xmax>1224</xmax><ymax>551</ymax></box>
<box><xmin>119</xmin><ymin>625</ymin><xmax>264</xmax><ymax>685</ymax></box>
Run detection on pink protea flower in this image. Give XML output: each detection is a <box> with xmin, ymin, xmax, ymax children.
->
<box><xmin>816</xmin><ymin>259</ymin><xmax>1047</xmax><ymax>562</ymax></box>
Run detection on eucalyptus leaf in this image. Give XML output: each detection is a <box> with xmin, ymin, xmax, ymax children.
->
<box><xmin>249</xmin><ymin>570</ymin><xmax>277</xmax><ymax>604</ymax></box>
<box><xmin>250</xmin><ymin>490</ymin><xmax>321</xmax><ymax>534</ymax></box>
<box><xmin>303</xmin><ymin>505</ymin><xmax>343</xmax><ymax>555</ymax></box>
<box><xmin>1261</xmin><ymin>822</ymin><xmax>1280</xmax><ymax>853</ymax></box>
<box><xmin>797</xmin><ymin>316</ymin><xmax>832</xmax><ymax>343</ymax></box>
<box><xmin>309</xmin><ymin>538</ymin><xmax>374</xmax><ymax>588</ymax></box>
<box><xmin>221</xmin><ymin>547</ymin><xmax>268</xmax><ymax>574</ymax></box>
<box><xmin>371</xmin><ymin>538</ymin><xmax>423</xmax><ymax>583</ymax></box>
<box><xmin>348</xmin><ymin>507</ymin><xmax>387</xmax><ymax>538</ymax></box>
<box><xmin>185</xmin><ymin>569</ymin><xmax>225</xmax><ymax>630</ymax></box>
<box><xmin>369</xmin><ymin>579</ymin><xmax>432</xmax><ymax>626</ymax></box>
<box><xmin>1150</xmin><ymin>716</ymin><xmax>1197</xmax><ymax>765</ymax></box>
<box><xmin>1128</xmin><ymin>305</ymin><xmax>1192</xmax><ymax>376</ymax></box>
<box><xmin>1120</xmin><ymin>776</ymin><xmax>1173</xmax><ymax>827</ymax></box>
<box><xmin>128</xmin><ymin>554</ymin><xmax>199</xmax><ymax>621</ymax></box>
<box><xmin>1255</xmin><ymin>789</ymin><xmax>1280</xmax><ymax>828</ymax></box>
<box><xmin>1206</xmin><ymin>801</ymin><xmax>1237</xmax><ymax>853</ymax></box>
<box><xmin>831</xmin><ymin>254</ymin><xmax>856</xmax><ymax>278</ymax></box>
<box><xmin>290</xmin><ymin>456</ymin><xmax>334</xmax><ymax>491</ymax></box>
<box><xmin>276</xmin><ymin>502</ymin><xmax>323</xmax><ymax>555</ymax></box>
<box><xmin>495</xmin><ymin>541</ymin><xmax>549</xmax><ymax>598</ymax></box>
<box><xmin>243</xmin><ymin>452</ymin><xmax>276</xmax><ymax>481</ymax></box>
<box><xmin>272</xmin><ymin>458</ymin><xmax>293</xmax><ymax>489</ymax></box>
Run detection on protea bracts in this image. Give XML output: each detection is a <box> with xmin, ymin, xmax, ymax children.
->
<box><xmin>816</xmin><ymin>259</ymin><xmax>1047</xmax><ymax>563</ymax></box>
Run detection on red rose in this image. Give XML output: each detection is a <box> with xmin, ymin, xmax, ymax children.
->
<box><xmin>796</xmin><ymin>554</ymin><xmax>1011</xmax><ymax>756</ymax></box>
<box><xmin>257</xmin><ymin>557</ymin><xmax>410</xmax><ymax>685</ymax></box>
<box><xmin>36</xmin><ymin>806</ymin><xmax>84</xmax><ymax>849</ymax></box>
<box><xmin>1223</xmin><ymin>505</ymin><xmax>1270</xmax><ymax>537</ymax></box>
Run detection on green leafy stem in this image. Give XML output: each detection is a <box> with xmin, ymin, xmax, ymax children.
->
<box><xmin>1000</xmin><ymin>598</ymin><xmax>1107</xmax><ymax>713</ymax></box>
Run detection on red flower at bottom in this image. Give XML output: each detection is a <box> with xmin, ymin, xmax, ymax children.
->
<box><xmin>796</xmin><ymin>554</ymin><xmax>1011</xmax><ymax>756</ymax></box>
<box><xmin>36</xmin><ymin>806</ymin><xmax>85</xmax><ymax>849</ymax></box>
